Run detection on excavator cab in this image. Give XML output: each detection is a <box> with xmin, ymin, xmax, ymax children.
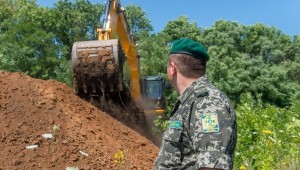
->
<box><xmin>141</xmin><ymin>76</ymin><xmax>166</xmax><ymax>114</ymax></box>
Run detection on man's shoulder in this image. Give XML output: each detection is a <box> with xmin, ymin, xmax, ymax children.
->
<box><xmin>193</xmin><ymin>80</ymin><xmax>232</xmax><ymax>107</ymax></box>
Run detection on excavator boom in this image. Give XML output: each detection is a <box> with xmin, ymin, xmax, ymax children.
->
<box><xmin>71</xmin><ymin>0</ymin><xmax>166</xmax><ymax>145</ymax></box>
<box><xmin>71</xmin><ymin>0</ymin><xmax>166</xmax><ymax>116</ymax></box>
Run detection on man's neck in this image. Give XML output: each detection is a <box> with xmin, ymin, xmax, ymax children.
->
<box><xmin>176</xmin><ymin>74</ymin><xmax>197</xmax><ymax>95</ymax></box>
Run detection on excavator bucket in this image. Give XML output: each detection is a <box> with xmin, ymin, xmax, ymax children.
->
<box><xmin>71</xmin><ymin>39</ymin><xmax>125</xmax><ymax>100</ymax></box>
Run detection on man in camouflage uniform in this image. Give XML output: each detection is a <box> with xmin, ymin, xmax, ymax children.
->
<box><xmin>155</xmin><ymin>38</ymin><xmax>237</xmax><ymax>170</ymax></box>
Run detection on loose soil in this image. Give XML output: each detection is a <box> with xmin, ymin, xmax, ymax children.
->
<box><xmin>0</xmin><ymin>71</ymin><xmax>159</xmax><ymax>169</ymax></box>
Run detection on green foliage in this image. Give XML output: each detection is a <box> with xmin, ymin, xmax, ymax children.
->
<box><xmin>0</xmin><ymin>0</ymin><xmax>103</xmax><ymax>85</ymax></box>
<box><xmin>0</xmin><ymin>0</ymin><xmax>61</xmax><ymax>79</ymax></box>
<box><xmin>235</xmin><ymin>93</ymin><xmax>300</xmax><ymax>170</ymax></box>
<box><xmin>163</xmin><ymin>16</ymin><xmax>202</xmax><ymax>41</ymax></box>
<box><xmin>53</xmin><ymin>57</ymin><xmax>73</xmax><ymax>86</ymax></box>
<box><xmin>124</xmin><ymin>4</ymin><xmax>153</xmax><ymax>40</ymax></box>
<box><xmin>138</xmin><ymin>32</ymin><xmax>170</xmax><ymax>77</ymax></box>
<box><xmin>50</xmin><ymin>0</ymin><xmax>103</xmax><ymax>60</ymax></box>
<box><xmin>202</xmin><ymin>20</ymin><xmax>300</xmax><ymax>107</ymax></box>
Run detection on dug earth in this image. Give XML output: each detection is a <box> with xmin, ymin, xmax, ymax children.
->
<box><xmin>0</xmin><ymin>71</ymin><xmax>158</xmax><ymax>169</ymax></box>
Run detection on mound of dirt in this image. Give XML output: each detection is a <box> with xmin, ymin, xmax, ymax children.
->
<box><xmin>0</xmin><ymin>71</ymin><xmax>159</xmax><ymax>169</ymax></box>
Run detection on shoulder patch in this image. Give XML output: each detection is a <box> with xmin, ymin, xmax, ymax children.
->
<box><xmin>168</xmin><ymin>120</ymin><xmax>182</xmax><ymax>129</ymax></box>
<box><xmin>201</xmin><ymin>113</ymin><xmax>219</xmax><ymax>133</ymax></box>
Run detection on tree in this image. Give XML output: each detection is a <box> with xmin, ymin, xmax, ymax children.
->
<box><xmin>49</xmin><ymin>0</ymin><xmax>103</xmax><ymax>60</ymax></box>
<box><xmin>163</xmin><ymin>16</ymin><xmax>202</xmax><ymax>41</ymax></box>
<box><xmin>202</xmin><ymin>20</ymin><xmax>300</xmax><ymax>107</ymax></box>
<box><xmin>124</xmin><ymin>4</ymin><xmax>153</xmax><ymax>41</ymax></box>
<box><xmin>138</xmin><ymin>32</ymin><xmax>169</xmax><ymax>77</ymax></box>
<box><xmin>0</xmin><ymin>0</ymin><xmax>61</xmax><ymax>79</ymax></box>
<box><xmin>0</xmin><ymin>0</ymin><xmax>105</xmax><ymax>85</ymax></box>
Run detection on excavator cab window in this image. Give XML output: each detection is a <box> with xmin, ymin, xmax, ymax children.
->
<box><xmin>142</xmin><ymin>76</ymin><xmax>163</xmax><ymax>99</ymax></box>
<box><xmin>142</xmin><ymin>76</ymin><xmax>166</xmax><ymax>114</ymax></box>
<box><xmin>145</xmin><ymin>80</ymin><xmax>163</xmax><ymax>99</ymax></box>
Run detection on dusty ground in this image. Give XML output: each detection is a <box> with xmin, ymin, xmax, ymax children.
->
<box><xmin>0</xmin><ymin>71</ymin><xmax>159</xmax><ymax>169</ymax></box>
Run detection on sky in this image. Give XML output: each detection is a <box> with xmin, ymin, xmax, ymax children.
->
<box><xmin>36</xmin><ymin>0</ymin><xmax>300</xmax><ymax>37</ymax></box>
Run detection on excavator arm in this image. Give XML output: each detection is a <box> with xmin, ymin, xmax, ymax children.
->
<box><xmin>96</xmin><ymin>0</ymin><xmax>141</xmax><ymax>101</ymax></box>
<box><xmin>71</xmin><ymin>0</ymin><xmax>165</xmax><ymax>114</ymax></box>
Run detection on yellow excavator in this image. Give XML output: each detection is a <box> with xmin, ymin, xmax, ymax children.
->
<box><xmin>71</xmin><ymin>0</ymin><xmax>166</xmax><ymax>116</ymax></box>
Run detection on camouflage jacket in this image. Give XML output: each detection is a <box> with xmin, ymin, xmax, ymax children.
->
<box><xmin>154</xmin><ymin>76</ymin><xmax>237</xmax><ymax>170</ymax></box>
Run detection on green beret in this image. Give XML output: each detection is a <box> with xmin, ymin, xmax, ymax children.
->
<box><xmin>170</xmin><ymin>38</ymin><xmax>209</xmax><ymax>61</ymax></box>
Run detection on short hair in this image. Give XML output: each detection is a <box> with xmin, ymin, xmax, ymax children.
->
<box><xmin>168</xmin><ymin>53</ymin><xmax>206</xmax><ymax>78</ymax></box>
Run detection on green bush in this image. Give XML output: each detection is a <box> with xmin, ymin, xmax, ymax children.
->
<box><xmin>235</xmin><ymin>93</ymin><xmax>300</xmax><ymax>170</ymax></box>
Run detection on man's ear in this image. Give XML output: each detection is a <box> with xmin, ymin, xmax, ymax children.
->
<box><xmin>170</xmin><ymin>61</ymin><xmax>177</xmax><ymax>76</ymax></box>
